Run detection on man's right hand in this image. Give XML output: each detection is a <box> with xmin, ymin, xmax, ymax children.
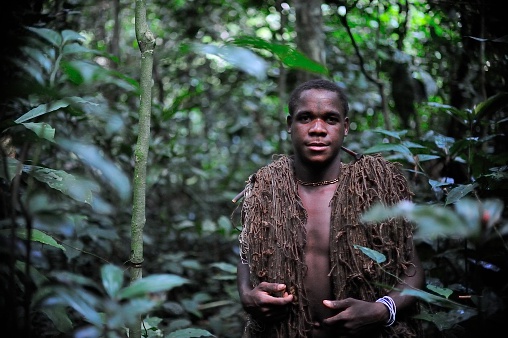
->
<box><xmin>239</xmin><ymin>282</ymin><xmax>294</xmax><ymax>322</ymax></box>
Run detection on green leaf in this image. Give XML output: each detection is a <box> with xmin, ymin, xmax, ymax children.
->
<box><xmin>363</xmin><ymin>143</ymin><xmax>413</xmax><ymax>156</ymax></box>
<box><xmin>190</xmin><ymin>43</ymin><xmax>268</xmax><ymax>80</ymax></box>
<box><xmin>108</xmin><ymin>299</ymin><xmax>158</xmax><ymax>328</ymax></box>
<box><xmin>167</xmin><ymin>328</ymin><xmax>215</xmax><ymax>338</ymax></box>
<box><xmin>361</xmin><ymin>201</ymin><xmax>478</xmax><ymax>239</ymax></box>
<box><xmin>62</xmin><ymin>30</ymin><xmax>85</xmax><ymax>44</ymax></box>
<box><xmin>101</xmin><ymin>264</ymin><xmax>125</xmax><ymax>299</ymax></box>
<box><xmin>0</xmin><ymin>229</ymin><xmax>65</xmax><ymax>251</ymax></box>
<box><xmin>28</xmin><ymin>27</ymin><xmax>62</xmax><ymax>47</ymax></box>
<box><xmin>416</xmin><ymin>154</ymin><xmax>441</xmax><ymax>162</ymax></box>
<box><xmin>413</xmin><ymin>308</ymin><xmax>477</xmax><ymax>330</ymax></box>
<box><xmin>0</xmin><ymin>157</ymin><xmax>22</xmax><ymax>182</ymax></box>
<box><xmin>62</xmin><ymin>43</ymin><xmax>93</xmax><ymax>56</ymax></box>
<box><xmin>433</xmin><ymin>134</ymin><xmax>456</xmax><ymax>151</ymax></box>
<box><xmin>473</xmin><ymin>92</ymin><xmax>508</xmax><ymax>122</ymax></box>
<box><xmin>353</xmin><ymin>245</ymin><xmax>386</xmax><ymax>263</ymax></box>
<box><xmin>15</xmin><ymin>100</ymin><xmax>72</xmax><ymax>123</ymax></box>
<box><xmin>60</xmin><ymin>60</ymin><xmax>101</xmax><ymax>84</ymax></box>
<box><xmin>210</xmin><ymin>262</ymin><xmax>237</xmax><ymax>274</ymax></box>
<box><xmin>426</xmin><ymin>102</ymin><xmax>470</xmax><ymax>125</ymax></box>
<box><xmin>48</xmin><ymin>271</ymin><xmax>98</xmax><ymax>289</ymax></box>
<box><xmin>49</xmin><ymin>287</ymin><xmax>102</xmax><ymax>326</ymax></box>
<box><xmin>426</xmin><ymin>285</ymin><xmax>453</xmax><ymax>299</ymax></box>
<box><xmin>428</xmin><ymin>179</ymin><xmax>452</xmax><ymax>189</ymax></box>
<box><xmin>372</xmin><ymin>129</ymin><xmax>407</xmax><ymax>140</ymax></box>
<box><xmin>56</xmin><ymin>139</ymin><xmax>131</xmax><ymax>201</ymax></box>
<box><xmin>445</xmin><ymin>183</ymin><xmax>478</xmax><ymax>205</ymax></box>
<box><xmin>21</xmin><ymin>122</ymin><xmax>55</xmax><ymax>142</ymax></box>
<box><xmin>401</xmin><ymin>288</ymin><xmax>475</xmax><ymax>311</ymax></box>
<box><xmin>40</xmin><ymin>306</ymin><xmax>73</xmax><ymax>333</ymax></box>
<box><xmin>231</xmin><ymin>36</ymin><xmax>328</xmax><ymax>75</ymax></box>
<box><xmin>118</xmin><ymin>274</ymin><xmax>189</xmax><ymax>300</ymax></box>
<box><xmin>402</xmin><ymin>141</ymin><xmax>426</xmax><ymax>149</ymax></box>
<box><xmin>24</xmin><ymin>164</ymin><xmax>99</xmax><ymax>205</ymax></box>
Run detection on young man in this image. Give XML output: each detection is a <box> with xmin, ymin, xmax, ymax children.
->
<box><xmin>236</xmin><ymin>79</ymin><xmax>424</xmax><ymax>337</ymax></box>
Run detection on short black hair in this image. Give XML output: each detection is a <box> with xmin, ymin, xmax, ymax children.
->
<box><xmin>288</xmin><ymin>78</ymin><xmax>349</xmax><ymax>117</ymax></box>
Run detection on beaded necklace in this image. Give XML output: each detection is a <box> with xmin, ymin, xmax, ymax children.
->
<box><xmin>295</xmin><ymin>177</ymin><xmax>340</xmax><ymax>186</ymax></box>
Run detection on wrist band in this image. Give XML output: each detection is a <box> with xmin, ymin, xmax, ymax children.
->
<box><xmin>376</xmin><ymin>296</ymin><xmax>396</xmax><ymax>326</ymax></box>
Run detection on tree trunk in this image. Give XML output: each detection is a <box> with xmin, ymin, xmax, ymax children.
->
<box><xmin>294</xmin><ymin>0</ymin><xmax>325</xmax><ymax>83</ymax></box>
<box><xmin>129</xmin><ymin>1</ymin><xmax>155</xmax><ymax>337</ymax></box>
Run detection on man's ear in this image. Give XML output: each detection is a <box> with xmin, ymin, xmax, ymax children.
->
<box><xmin>344</xmin><ymin>116</ymin><xmax>350</xmax><ymax>135</ymax></box>
<box><xmin>286</xmin><ymin>115</ymin><xmax>292</xmax><ymax>132</ymax></box>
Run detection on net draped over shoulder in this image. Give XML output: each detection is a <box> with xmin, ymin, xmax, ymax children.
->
<box><xmin>238</xmin><ymin>154</ymin><xmax>422</xmax><ymax>338</ymax></box>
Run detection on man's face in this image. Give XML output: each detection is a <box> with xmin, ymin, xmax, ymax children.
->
<box><xmin>287</xmin><ymin>88</ymin><xmax>349</xmax><ymax>165</ymax></box>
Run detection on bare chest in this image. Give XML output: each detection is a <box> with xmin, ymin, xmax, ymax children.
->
<box><xmin>298</xmin><ymin>186</ymin><xmax>336</xmax><ymax>253</ymax></box>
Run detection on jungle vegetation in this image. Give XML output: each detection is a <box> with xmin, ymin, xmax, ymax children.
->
<box><xmin>1</xmin><ymin>1</ymin><xmax>507</xmax><ymax>337</ymax></box>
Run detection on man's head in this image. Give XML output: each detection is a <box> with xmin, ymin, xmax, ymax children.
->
<box><xmin>288</xmin><ymin>79</ymin><xmax>349</xmax><ymax>117</ymax></box>
<box><xmin>286</xmin><ymin>79</ymin><xmax>350</xmax><ymax>168</ymax></box>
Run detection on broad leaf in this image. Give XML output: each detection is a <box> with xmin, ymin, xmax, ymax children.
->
<box><xmin>473</xmin><ymin>92</ymin><xmax>508</xmax><ymax>122</ymax></box>
<box><xmin>1</xmin><ymin>229</ymin><xmax>65</xmax><ymax>251</ymax></box>
<box><xmin>25</xmin><ymin>164</ymin><xmax>99</xmax><ymax>205</ymax></box>
<box><xmin>210</xmin><ymin>262</ymin><xmax>237</xmax><ymax>274</ymax></box>
<box><xmin>190</xmin><ymin>43</ymin><xmax>268</xmax><ymax>80</ymax></box>
<box><xmin>361</xmin><ymin>201</ymin><xmax>479</xmax><ymax>239</ymax></box>
<box><xmin>21</xmin><ymin>122</ymin><xmax>55</xmax><ymax>142</ymax></box>
<box><xmin>15</xmin><ymin>100</ymin><xmax>72</xmax><ymax>123</ymax></box>
<box><xmin>232</xmin><ymin>36</ymin><xmax>328</xmax><ymax>75</ymax></box>
<box><xmin>445</xmin><ymin>183</ymin><xmax>478</xmax><ymax>205</ymax></box>
<box><xmin>56</xmin><ymin>139</ymin><xmax>131</xmax><ymax>201</ymax></box>
<box><xmin>45</xmin><ymin>287</ymin><xmax>102</xmax><ymax>326</ymax></box>
<box><xmin>416</xmin><ymin>154</ymin><xmax>441</xmax><ymax>162</ymax></box>
<box><xmin>363</xmin><ymin>143</ymin><xmax>413</xmax><ymax>156</ymax></box>
<box><xmin>372</xmin><ymin>129</ymin><xmax>408</xmax><ymax>140</ymax></box>
<box><xmin>426</xmin><ymin>285</ymin><xmax>453</xmax><ymax>299</ymax></box>
<box><xmin>167</xmin><ymin>328</ymin><xmax>215</xmax><ymax>338</ymax></box>
<box><xmin>63</xmin><ymin>43</ymin><xmax>94</xmax><ymax>56</ymax></box>
<box><xmin>107</xmin><ymin>299</ymin><xmax>157</xmax><ymax>328</ymax></box>
<box><xmin>118</xmin><ymin>274</ymin><xmax>189</xmax><ymax>300</ymax></box>
<box><xmin>40</xmin><ymin>306</ymin><xmax>74</xmax><ymax>333</ymax></box>
<box><xmin>101</xmin><ymin>264</ymin><xmax>125</xmax><ymax>299</ymax></box>
<box><xmin>0</xmin><ymin>157</ymin><xmax>22</xmax><ymax>182</ymax></box>
<box><xmin>353</xmin><ymin>245</ymin><xmax>386</xmax><ymax>263</ymax></box>
<box><xmin>28</xmin><ymin>27</ymin><xmax>62</xmax><ymax>47</ymax></box>
<box><xmin>62</xmin><ymin>30</ymin><xmax>85</xmax><ymax>44</ymax></box>
<box><xmin>414</xmin><ymin>309</ymin><xmax>477</xmax><ymax>330</ymax></box>
<box><xmin>401</xmin><ymin>288</ymin><xmax>475</xmax><ymax>310</ymax></box>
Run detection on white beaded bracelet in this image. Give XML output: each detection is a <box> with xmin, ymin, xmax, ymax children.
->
<box><xmin>376</xmin><ymin>296</ymin><xmax>396</xmax><ymax>326</ymax></box>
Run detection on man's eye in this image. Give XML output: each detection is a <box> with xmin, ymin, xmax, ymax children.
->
<box><xmin>298</xmin><ymin>115</ymin><xmax>311</xmax><ymax>122</ymax></box>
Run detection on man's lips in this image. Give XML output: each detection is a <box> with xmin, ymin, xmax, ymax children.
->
<box><xmin>306</xmin><ymin>142</ymin><xmax>328</xmax><ymax>151</ymax></box>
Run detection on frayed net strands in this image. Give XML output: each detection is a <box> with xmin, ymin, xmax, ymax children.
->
<box><xmin>237</xmin><ymin>154</ymin><xmax>422</xmax><ymax>338</ymax></box>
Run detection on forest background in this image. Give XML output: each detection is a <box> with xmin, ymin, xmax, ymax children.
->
<box><xmin>1</xmin><ymin>0</ymin><xmax>507</xmax><ymax>337</ymax></box>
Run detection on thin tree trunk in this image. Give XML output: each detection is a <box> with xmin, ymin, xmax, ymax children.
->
<box><xmin>129</xmin><ymin>1</ymin><xmax>155</xmax><ymax>337</ymax></box>
<box><xmin>294</xmin><ymin>0</ymin><xmax>325</xmax><ymax>83</ymax></box>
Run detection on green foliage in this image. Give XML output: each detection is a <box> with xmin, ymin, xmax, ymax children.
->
<box><xmin>231</xmin><ymin>36</ymin><xmax>329</xmax><ymax>75</ymax></box>
<box><xmin>167</xmin><ymin>328</ymin><xmax>216</xmax><ymax>338</ymax></box>
<box><xmin>2</xmin><ymin>1</ymin><xmax>507</xmax><ymax>337</ymax></box>
<box><xmin>360</xmin><ymin>93</ymin><xmax>508</xmax><ymax>333</ymax></box>
<box><xmin>33</xmin><ymin>264</ymin><xmax>191</xmax><ymax>337</ymax></box>
<box><xmin>356</xmin><ymin>243</ymin><xmax>480</xmax><ymax>330</ymax></box>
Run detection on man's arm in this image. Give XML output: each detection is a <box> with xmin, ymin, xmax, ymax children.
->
<box><xmin>237</xmin><ymin>261</ymin><xmax>294</xmax><ymax>322</ymax></box>
<box><xmin>321</xmin><ymin>239</ymin><xmax>425</xmax><ymax>334</ymax></box>
<box><xmin>385</xmin><ymin>239</ymin><xmax>425</xmax><ymax>317</ymax></box>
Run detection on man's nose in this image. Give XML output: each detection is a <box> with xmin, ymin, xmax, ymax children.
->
<box><xmin>309</xmin><ymin>119</ymin><xmax>327</xmax><ymax>133</ymax></box>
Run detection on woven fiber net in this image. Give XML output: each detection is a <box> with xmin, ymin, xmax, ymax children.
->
<box><xmin>238</xmin><ymin>154</ymin><xmax>422</xmax><ymax>338</ymax></box>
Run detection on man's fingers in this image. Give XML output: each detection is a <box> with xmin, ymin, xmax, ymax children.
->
<box><xmin>257</xmin><ymin>282</ymin><xmax>287</xmax><ymax>293</ymax></box>
<box><xmin>323</xmin><ymin>299</ymin><xmax>348</xmax><ymax>311</ymax></box>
